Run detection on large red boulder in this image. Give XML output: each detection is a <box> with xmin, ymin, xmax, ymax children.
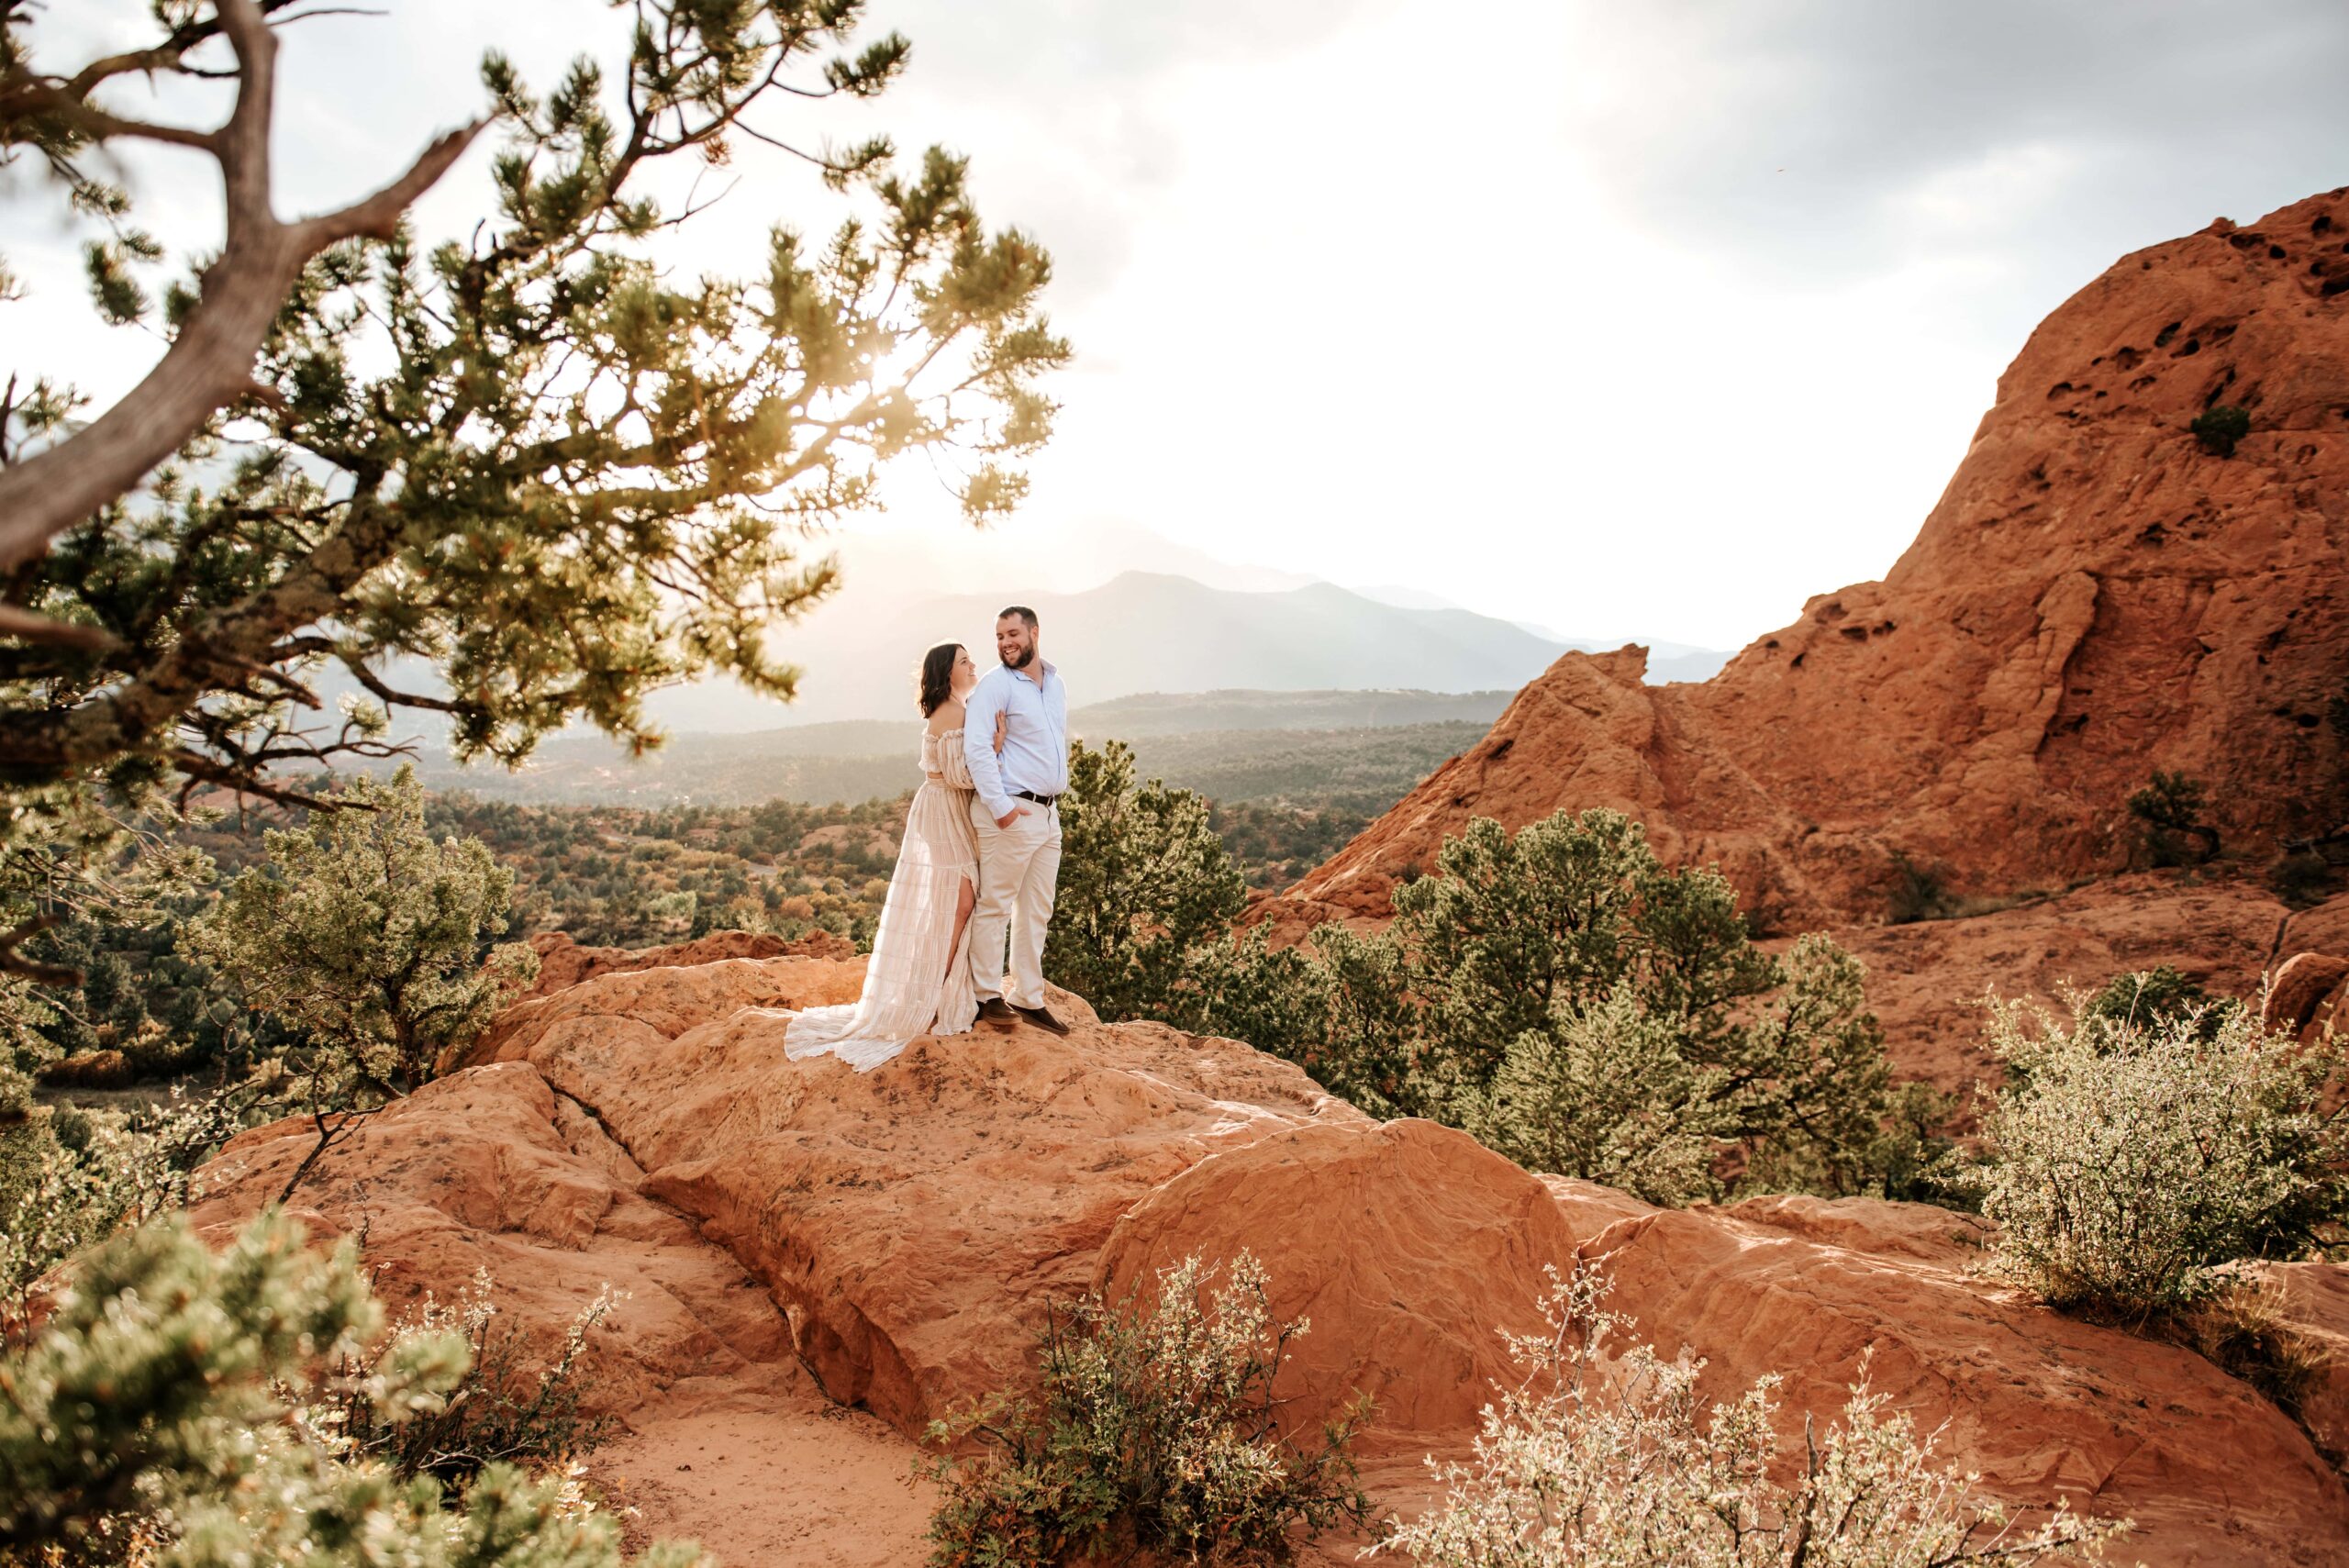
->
<box><xmin>188</xmin><ymin>945</ymin><xmax>2349</xmax><ymax>1565</ymax></box>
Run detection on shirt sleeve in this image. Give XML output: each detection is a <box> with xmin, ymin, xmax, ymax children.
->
<box><xmin>963</xmin><ymin>675</ymin><xmax>1013</xmax><ymax>819</ymax></box>
<box><xmin>1047</xmin><ymin>669</ymin><xmax>1072</xmax><ymax>793</ymax></box>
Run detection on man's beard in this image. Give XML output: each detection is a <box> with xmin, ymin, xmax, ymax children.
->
<box><xmin>1008</xmin><ymin>645</ymin><xmax>1035</xmax><ymax>669</ymax></box>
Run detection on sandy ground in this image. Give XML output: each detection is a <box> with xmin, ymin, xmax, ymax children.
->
<box><xmin>583</xmin><ymin>1362</ymin><xmax>1447</xmax><ymax>1566</ymax></box>
<box><xmin>584</xmin><ymin>1364</ymin><xmax>936</xmax><ymax>1567</ymax></box>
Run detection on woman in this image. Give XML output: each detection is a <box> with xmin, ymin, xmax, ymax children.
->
<box><xmin>783</xmin><ymin>642</ymin><xmax>994</xmax><ymax>1070</ymax></box>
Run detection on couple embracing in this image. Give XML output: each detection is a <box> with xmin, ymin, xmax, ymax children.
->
<box><xmin>783</xmin><ymin>606</ymin><xmax>1073</xmax><ymax>1072</ymax></box>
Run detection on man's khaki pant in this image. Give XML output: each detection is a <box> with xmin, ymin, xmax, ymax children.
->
<box><xmin>969</xmin><ymin>798</ymin><xmax>1062</xmax><ymax>1010</ymax></box>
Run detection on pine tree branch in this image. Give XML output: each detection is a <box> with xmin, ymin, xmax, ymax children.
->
<box><xmin>0</xmin><ymin>492</ymin><xmax>406</xmax><ymax>781</ymax></box>
<box><xmin>0</xmin><ymin>913</ymin><xmax>77</xmax><ymax>985</ymax></box>
<box><xmin>0</xmin><ymin>0</ymin><xmax>487</xmax><ymax>575</ymax></box>
<box><xmin>0</xmin><ymin>605</ymin><xmax>117</xmax><ymax>651</ymax></box>
<box><xmin>340</xmin><ymin>659</ymin><xmax>460</xmax><ymax>714</ymax></box>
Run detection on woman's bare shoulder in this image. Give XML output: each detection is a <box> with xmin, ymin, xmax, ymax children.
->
<box><xmin>925</xmin><ymin>697</ymin><xmax>967</xmax><ymax>734</ymax></box>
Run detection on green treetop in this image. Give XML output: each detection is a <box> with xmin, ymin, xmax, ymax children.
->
<box><xmin>183</xmin><ymin>766</ymin><xmax>536</xmax><ymax>1105</ymax></box>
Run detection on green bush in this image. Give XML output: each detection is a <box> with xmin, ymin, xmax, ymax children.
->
<box><xmin>1046</xmin><ymin>740</ymin><xmax>1248</xmax><ymax>1027</ymax></box>
<box><xmin>2270</xmin><ymin>850</ymin><xmax>2335</xmax><ymax>908</ymax></box>
<box><xmin>2127</xmin><ymin>771</ymin><xmax>2219</xmax><ymax>867</ymax></box>
<box><xmin>320</xmin><ymin>1269</ymin><xmax>620</xmax><ymax>1485</ymax></box>
<box><xmin>1193</xmin><ymin>810</ymin><xmax>1917</xmax><ymax>1203</ymax></box>
<box><xmin>1467</xmin><ymin>985</ymin><xmax>1737</xmax><ymax>1205</ymax></box>
<box><xmin>1970</xmin><ymin>995</ymin><xmax>2349</xmax><ymax>1316</ymax></box>
<box><xmin>921</xmin><ymin>1251</ymin><xmax>1371</xmax><ymax>1566</ymax></box>
<box><xmin>1886</xmin><ymin>850</ymin><xmax>1955</xmax><ymax>925</ymax></box>
<box><xmin>184</xmin><ymin>767</ymin><xmax>538</xmax><ymax>1102</ymax></box>
<box><xmin>0</xmin><ymin>1209</ymin><xmax>698</xmax><ymax>1568</ymax></box>
<box><xmin>1186</xmin><ymin>922</ymin><xmax>1419</xmax><ymax>1118</ymax></box>
<box><xmin>2081</xmin><ymin>965</ymin><xmax>2234</xmax><ymax>1041</ymax></box>
<box><xmin>2189</xmin><ymin>403</ymin><xmax>2252</xmax><ymax>457</ymax></box>
<box><xmin>0</xmin><ymin>975</ymin><xmax>59</xmax><ymax>1119</ymax></box>
<box><xmin>0</xmin><ymin>1088</ymin><xmax>246</xmax><ymax>1337</ymax></box>
<box><xmin>1376</xmin><ymin>1262</ymin><xmax>2128</xmax><ymax>1567</ymax></box>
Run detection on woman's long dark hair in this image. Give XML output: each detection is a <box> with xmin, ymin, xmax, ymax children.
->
<box><xmin>918</xmin><ymin>643</ymin><xmax>963</xmax><ymax>717</ymax></box>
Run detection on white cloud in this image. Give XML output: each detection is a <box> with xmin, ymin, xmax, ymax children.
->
<box><xmin>8</xmin><ymin>0</ymin><xmax>2344</xmax><ymax>656</ymax></box>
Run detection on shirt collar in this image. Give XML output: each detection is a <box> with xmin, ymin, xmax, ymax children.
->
<box><xmin>1006</xmin><ymin>658</ymin><xmax>1055</xmax><ymax>684</ymax></box>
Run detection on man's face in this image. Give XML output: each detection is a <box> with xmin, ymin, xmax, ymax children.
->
<box><xmin>996</xmin><ymin>616</ymin><xmax>1036</xmax><ymax>670</ymax></box>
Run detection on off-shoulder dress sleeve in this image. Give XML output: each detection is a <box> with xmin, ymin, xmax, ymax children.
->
<box><xmin>932</xmin><ymin>728</ymin><xmax>975</xmax><ymax>789</ymax></box>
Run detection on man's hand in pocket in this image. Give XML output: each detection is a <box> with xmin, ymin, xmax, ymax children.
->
<box><xmin>994</xmin><ymin>805</ymin><xmax>1031</xmax><ymax>829</ymax></box>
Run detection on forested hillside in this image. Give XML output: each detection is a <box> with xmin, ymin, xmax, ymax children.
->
<box><xmin>412</xmin><ymin>717</ymin><xmax>1492</xmax><ymax>808</ymax></box>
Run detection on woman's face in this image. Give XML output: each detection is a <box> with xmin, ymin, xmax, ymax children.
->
<box><xmin>952</xmin><ymin>645</ymin><xmax>978</xmax><ymax>696</ymax></box>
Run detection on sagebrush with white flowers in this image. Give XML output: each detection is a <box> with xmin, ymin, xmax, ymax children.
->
<box><xmin>1375</xmin><ymin>1262</ymin><xmax>2130</xmax><ymax>1568</ymax></box>
<box><xmin>1970</xmin><ymin>992</ymin><xmax>2348</xmax><ymax>1316</ymax></box>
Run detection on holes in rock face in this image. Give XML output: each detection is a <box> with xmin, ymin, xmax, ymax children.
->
<box><xmin>2321</xmin><ymin>273</ymin><xmax>2349</xmax><ymax>298</ymax></box>
<box><xmin>2174</xmin><ymin>337</ymin><xmax>2201</xmax><ymax>357</ymax></box>
<box><xmin>1816</xmin><ymin>600</ymin><xmax>1846</xmax><ymax>625</ymax></box>
<box><xmin>2154</xmin><ymin>321</ymin><xmax>2182</xmax><ymax>348</ymax></box>
<box><xmin>2299</xmin><ymin>443</ymin><xmax>2318</xmax><ymax>465</ymax></box>
<box><xmin>2137</xmin><ymin>520</ymin><xmax>2169</xmax><ymax>547</ymax></box>
<box><xmin>2047</xmin><ymin>381</ymin><xmax>2076</xmax><ymax>399</ymax></box>
<box><xmin>2112</xmin><ymin>346</ymin><xmax>2143</xmax><ymax>370</ymax></box>
<box><xmin>1839</xmin><ymin>625</ymin><xmax>1870</xmax><ymax>641</ymax></box>
<box><xmin>2211</xmin><ymin>323</ymin><xmax>2237</xmax><ymax>340</ymax></box>
<box><xmin>1789</xmin><ymin>652</ymin><xmax>1806</xmax><ymax>670</ymax></box>
<box><xmin>2130</xmin><ymin>374</ymin><xmax>2158</xmax><ymax>392</ymax></box>
<box><xmin>2026</xmin><ymin>460</ymin><xmax>2050</xmax><ymax>487</ymax></box>
<box><xmin>1764</xmin><ymin>638</ymin><xmax>1780</xmax><ymax>650</ymax></box>
<box><xmin>2271</xmin><ymin>244</ymin><xmax>2289</xmax><ymax>260</ymax></box>
<box><xmin>2316</xmin><ymin>215</ymin><xmax>2334</xmax><ymax>235</ymax></box>
<box><xmin>2095</xmin><ymin>390</ymin><xmax>2108</xmax><ymax>399</ymax></box>
<box><xmin>2063</xmin><ymin>713</ymin><xmax>2090</xmax><ymax>735</ymax></box>
<box><xmin>2297</xmin><ymin>713</ymin><xmax>2322</xmax><ymax>729</ymax></box>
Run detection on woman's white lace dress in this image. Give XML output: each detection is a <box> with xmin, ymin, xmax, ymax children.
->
<box><xmin>783</xmin><ymin>728</ymin><xmax>982</xmax><ymax>1071</ymax></box>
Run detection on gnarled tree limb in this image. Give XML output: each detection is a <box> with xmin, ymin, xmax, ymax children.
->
<box><xmin>0</xmin><ymin>0</ymin><xmax>487</xmax><ymax>575</ymax></box>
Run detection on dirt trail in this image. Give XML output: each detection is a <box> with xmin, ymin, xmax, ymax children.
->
<box><xmin>587</xmin><ymin>1365</ymin><xmax>935</xmax><ymax>1567</ymax></box>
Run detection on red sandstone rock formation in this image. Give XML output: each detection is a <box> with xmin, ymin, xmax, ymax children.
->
<box><xmin>2266</xmin><ymin>950</ymin><xmax>2349</xmax><ymax>1042</ymax></box>
<box><xmin>190</xmin><ymin>946</ymin><xmax>2349</xmax><ymax>1565</ymax></box>
<box><xmin>521</xmin><ymin>927</ymin><xmax>855</xmax><ymax>1000</ymax></box>
<box><xmin>1826</xmin><ymin>876</ymin><xmax>2349</xmax><ymax>1088</ymax></box>
<box><xmin>1265</xmin><ymin>192</ymin><xmax>2349</xmax><ymax>940</ymax></box>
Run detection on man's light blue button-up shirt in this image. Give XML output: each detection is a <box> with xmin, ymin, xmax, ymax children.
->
<box><xmin>963</xmin><ymin>659</ymin><xmax>1069</xmax><ymax>820</ymax></box>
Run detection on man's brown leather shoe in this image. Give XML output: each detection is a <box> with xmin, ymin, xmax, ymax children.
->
<box><xmin>1012</xmin><ymin>1003</ymin><xmax>1071</xmax><ymax>1037</ymax></box>
<box><xmin>977</xmin><ymin>997</ymin><xmax>1019</xmax><ymax>1030</ymax></box>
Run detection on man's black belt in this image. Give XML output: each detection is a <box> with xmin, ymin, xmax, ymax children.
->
<box><xmin>1012</xmin><ymin>789</ymin><xmax>1060</xmax><ymax>806</ymax></box>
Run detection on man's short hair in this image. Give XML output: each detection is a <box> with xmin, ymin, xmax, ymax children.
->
<box><xmin>997</xmin><ymin>605</ymin><xmax>1039</xmax><ymax>630</ymax></box>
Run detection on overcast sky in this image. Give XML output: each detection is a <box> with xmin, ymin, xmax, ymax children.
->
<box><xmin>13</xmin><ymin>1</ymin><xmax>2349</xmax><ymax>650</ymax></box>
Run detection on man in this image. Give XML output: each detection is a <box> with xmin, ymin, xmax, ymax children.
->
<box><xmin>962</xmin><ymin>605</ymin><xmax>1072</xmax><ymax>1035</ymax></box>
